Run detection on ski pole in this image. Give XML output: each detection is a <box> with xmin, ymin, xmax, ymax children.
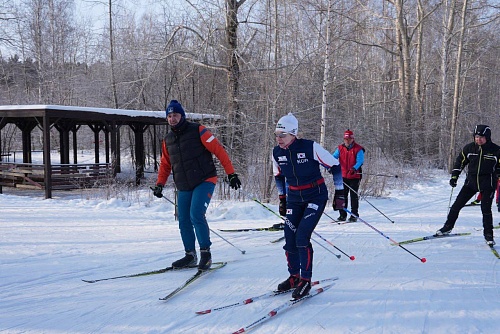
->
<box><xmin>357</xmin><ymin>173</ymin><xmax>398</xmax><ymax>178</ymax></box>
<box><xmin>252</xmin><ymin>195</ymin><xmax>339</xmax><ymax>223</ymax></box>
<box><xmin>311</xmin><ymin>238</ymin><xmax>341</xmax><ymax>259</ymax></box>
<box><xmin>447</xmin><ymin>187</ymin><xmax>454</xmax><ymax>215</ymax></box>
<box><xmin>209</xmin><ymin>228</ymin><xmax>246</xmax><ymax>254</ymax></box>
<box><xmin>313</xmin><ymin>231</ymin><xmax>355</xmax><ymax>260</ymax></box>
<box><xmin>322</xmin><ymin>210</ymin><xmax>339</xmax><ymax>223</ymax></box>
<box><xmin>153</xmin><ymin>188</ymin><xmax>246</xmax><ymax>255</ymax></box>
<box><xmin>251</xmin><ymin>196</ymin><xmax>352</xmax><ymax>259</ymax></box>
<box><xmin>343</xmin><ymin>182</ymin><xmax>395</xmax><ymax>224</ymax></box>
<box><xmin>250</xmin><ymin>197</ymin><xmax>283</xmax><ymax>219</ymax></box>
<box><xmin>343</xmin><ymin>209</ymin><xmax>426</xmax><ymax>263</ymax></box>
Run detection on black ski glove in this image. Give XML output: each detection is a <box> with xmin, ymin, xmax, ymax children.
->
<box><xmin>333</xmin><ymin>191</ymin><xmax>345</xmax><ymax>211</ymax></box>
<box><xmin>228</xmin><ymin>173</ymin><xmax>242</xmax><ymax>190</ymax></box>
<box><xmin>152</xmin><ymin>185</ymin><xmax>163</xmax><ymax>198</ymax></box>
<box><xmin>279</xmin><ymin>195</ymin><xmax>287</xmax><ymax>216</ymax></box>
<box><xmin>449</xmin><ymin>176</ymin><xmax>458</xmax><ymax>188</ymax></box>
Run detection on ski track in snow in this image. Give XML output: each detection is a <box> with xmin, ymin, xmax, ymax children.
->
<box><xmin>1</xmin><ymin>173</ymin><xmax>500</xmax><ymax>333</ymax></box>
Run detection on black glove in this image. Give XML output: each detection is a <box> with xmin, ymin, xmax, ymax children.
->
<box><xmin>152</xmin><ymin>185</ymin><xmax>163</xmax><ymax>198</ymax></box>
<box><xmin>449</xmin><ymin>176</ymin><xmax>458</xmax><ymax>188</ymax></box>
<box><xmin>333</xmin><ymin>191</ymin><xmax>346</xmax><ymax>211</ymax></box>
<box><xmin>279</xmin><ymin>195</ymin><xmax>287</xmax><ymax>216</ymax></box>
<box><xmin>228</xmin><ymin>173</ymin><xmax>241</xmax><ymax>190</ymax></box>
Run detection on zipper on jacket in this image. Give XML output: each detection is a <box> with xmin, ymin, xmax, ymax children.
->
<box><xmin>477</xmin><ymin>146</ymin><xmax>482</xmax><ymax>191</ymax></box>
<box><xmin>288</xmin><ymin>149</ymin><xmax>305</xmax><ymax>202</ymax></box>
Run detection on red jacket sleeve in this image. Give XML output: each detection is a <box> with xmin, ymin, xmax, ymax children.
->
<box><xmin>156</xmin><ymin>140</ymin><xmax>171</xmax><ymax>186</ymax></box>
<box><xmin>199</xmin><ymin>125</ymin><xmax>235</xmax><ymax>175</ymax></box>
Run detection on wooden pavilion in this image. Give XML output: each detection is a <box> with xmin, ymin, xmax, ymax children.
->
<box><xmin>0</xmin><ymin>105</ymin><xmax>219</xmax><ymax>198</ymax></box>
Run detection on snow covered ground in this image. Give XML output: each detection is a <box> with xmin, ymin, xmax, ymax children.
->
<box><xmin>1</xmin><ymin>171</ymin><xmax>500</xmax><ymax>334</ymax></box>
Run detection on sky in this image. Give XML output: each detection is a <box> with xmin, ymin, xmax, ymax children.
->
<box><xmin>1</xmin><ymin>169</ymin><xmax>500</xmax><ymax>333</ymax></box>
<box><xmin>75</xmin><ymin>0</ymin><xmax>179</xmax><ymax>30</ymax></box>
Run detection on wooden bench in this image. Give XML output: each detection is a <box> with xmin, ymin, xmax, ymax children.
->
<box><xmin>0</xmin><ymin>163</ymin><xmax>112</xmax><ymax>190</ymax></box>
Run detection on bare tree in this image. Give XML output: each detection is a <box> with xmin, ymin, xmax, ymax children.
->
<box><xmin>440</xmin><ymin>0</ymin><xmax>458</xmax><ymax>169</ymax></box>
<box><xmin>319</xmin><ymin>0</ymin><xmax>333</xmax><ymax>147</ymax></box>
<box><xmin>448</xmin><ymin>0</ymin><xmax>469</xmax><ymax>170</ymax></box>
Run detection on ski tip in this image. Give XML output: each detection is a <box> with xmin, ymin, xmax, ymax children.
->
<box><xmin>195</xmin><ymin>310</ymin><xmax>211</xmax><ymax>315</ymax></box>
<box><xmin>232</xmin><ymin>329</ymin><xmax>245</xmax><ymax>334</ymax></box>
<box><xmin>81</xmin><ymin>279</ymin><xmax>96</xmax><ymax>283</ymax></box>
<box><xmin>211</xmin><ymin>261</ymin><xmax>228</xmax><ymax>270</ymax></box>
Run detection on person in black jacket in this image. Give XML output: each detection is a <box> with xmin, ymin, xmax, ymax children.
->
<box><xmin>436</xmin><ymin>125</ymin><xmax>500</xmax><ymax>245</ymax></box>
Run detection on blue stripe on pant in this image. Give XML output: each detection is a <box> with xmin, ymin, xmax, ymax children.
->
<box><xmin>283</xmin><ymin>199</ymin><xmax>326</xmax><ymax>280</ymax></box>
<box><xmin>177</xmin><ymin>181</ymin><xmax>215</xmax><ymax>251</ymax></box>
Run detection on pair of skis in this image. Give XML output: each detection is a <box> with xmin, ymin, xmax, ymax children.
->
<box><xmin>219</xmin><ymin>226</ymin><xmax>283</xmax><ymax>232</ymax></box>
<box><xmin>196</xmin><ymin>276</ymin><xmax>338</xmax><ymax>314</ymax></box>
<box><xmin>82</xmin><ymin>264</ymin><xmax>198</xmax><ymax>283</ymax></box>
<box><xmin>395</xmin><ymin>232</ymin><xmax>499</xmax><ymax>259</ymax></box>
<box><xmin>82</xmin><ymin>261</ymin><xmax>227</xmax><ymax>301</ymax></box>
<box><xmin>196</xmin><ymin>277</ymin><xmax>338</xmax><ymax>333</ymax></box>
<box><xmin>393</xmin><ymin>232</ymin><xmax>471</xmax><ymax>246</ymax></box>
<box><xmin>159</xmin><ymin>261</ymin><xmax>227</xmax><ymax>301</ymax></box>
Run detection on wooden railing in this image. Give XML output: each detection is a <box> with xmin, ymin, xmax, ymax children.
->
<box><xmin>0</xmin><ymin>162</ymin><xmax>112</xmax><ymax>190</ymax></box>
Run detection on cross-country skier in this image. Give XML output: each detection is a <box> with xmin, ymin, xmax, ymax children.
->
<box><xmin>152</xmin><ymin>100</ymin><xmax>242</xmax><ymax>270</ymax></box>
<box><xmin>272</xmin><ymin>113</ymin><xmax>344</xmax><ymax>299</ymax></box>
<box><xmin>436</xmin><ymin>125</ymin><xmax>500</xmax><ymax>245</ymax></box>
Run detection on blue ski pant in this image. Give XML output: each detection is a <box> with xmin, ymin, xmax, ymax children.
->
<box><xmin>177</xmin><ymin>181</ymin><xmax>215</xmax><ymax>252</ymax></box>
<box><xmin>283</xmin><ymin>199</ymin><xmax>327</xmax><ymax>280</ymax></box>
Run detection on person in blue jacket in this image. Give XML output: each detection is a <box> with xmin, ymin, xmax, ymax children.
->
<box><xmin>272</xmin><ymin>113</ymin><xmax>345</xmax><ymax>299</ymax></box>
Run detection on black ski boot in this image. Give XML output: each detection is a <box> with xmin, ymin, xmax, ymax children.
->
<box><xmin>277</xmin><ymin>274</ymin><xmax>300</xmax><ymax>292</ymax></box>
<box><xmin>272</xmin><ymin>223</ymin><xmax>285</xmax><ymax>230</ymax></box>
<box><xmin>435</xmin><ymin>225</ymin><xmax>453</xmax><ymax>236</ymax></box>
<box><xmin>172</xmin><ymin>251</ymin><xmax>197</xmax><ymax>269</ymax></box>
<box><xmin>198</xmin><ymin>248</ymin><xmax>212</xmax><ymax>270</ymax></box>
<box><xmin>292</xmin><ymin>278</ymin><xmax>311</xmax><ymax>299</ymax></box>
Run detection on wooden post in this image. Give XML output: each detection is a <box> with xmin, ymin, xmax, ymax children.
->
<box><xmin>43</xmin><ymin>114</ymin><xmax>52</xmax><ymax>199</ymax></box>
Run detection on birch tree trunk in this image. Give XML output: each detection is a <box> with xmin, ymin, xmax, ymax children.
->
<box><xmin>263</xmin><ymin>0</ymin><xmax>281</xmax><ymax>201</ymax></box>
<box><xmin>393</xmin><ymin>0</ymin><xmax>413</xmax><ymax>160</ymax></box>
<box><xmin>448</xmin><ymin>0</ymin><xmax>469</xmax><ymax>170</ymax></box>
<box><xmin>225</xmin><ymin>0</ymin><xmax>246</xmax><ymax>171</ymax></box>
<box><xmin>108</xmin><ymin>0</ymin><xmax>118</xmax><ymax>108</ymax></box>
<box><xmin>320</xmin><ymin>0</ymin><xmax>332</xmax><ymax>147</ymax></box>
<box><xmin>440</xmin><ymin>0</ymin><xmax>457</xmax><ymax>170</ymax></box>
<box><xmin>414</xmin><ymin>0</ymin><xmax>424</xmax><ymax>152</ymax></box>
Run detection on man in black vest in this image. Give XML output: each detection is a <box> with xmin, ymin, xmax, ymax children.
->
<box><xmin>153</xmin><ymin>100</ymin><xmax>241</xmax><ymax>270</ymax></box>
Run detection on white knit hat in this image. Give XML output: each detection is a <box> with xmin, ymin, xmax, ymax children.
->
<box><xmin>275</xmin><ymin>113</ymin><xmax>298</xmax><ymax>136</ymax></box>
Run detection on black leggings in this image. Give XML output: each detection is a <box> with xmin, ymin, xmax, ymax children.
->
<box><xmin>446</xmin><ymin>184</ymin><xmax>494</xmax><ymax>236</ymax></box>
<box><xmin>341</xmin><ymin>178</ymin><xmax>361</xmax><ymax>216</ymax></box>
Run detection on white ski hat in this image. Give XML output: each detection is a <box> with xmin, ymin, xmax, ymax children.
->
<box><xmin>275</xmin><ymin>113</ymin><xmax>298</xmax><ymax>137</ymax></box>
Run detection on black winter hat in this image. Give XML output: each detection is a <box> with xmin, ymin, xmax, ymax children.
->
<box><xmin>474</xmin><ymin>124</ymin><xmax>491</xmax><ymax>140</ymax></box>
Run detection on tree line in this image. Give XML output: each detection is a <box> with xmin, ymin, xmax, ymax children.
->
<box><xmin>1</xmin><ymin>0</ymin><xmax>499</xmax><ymax>199</ymax></box>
